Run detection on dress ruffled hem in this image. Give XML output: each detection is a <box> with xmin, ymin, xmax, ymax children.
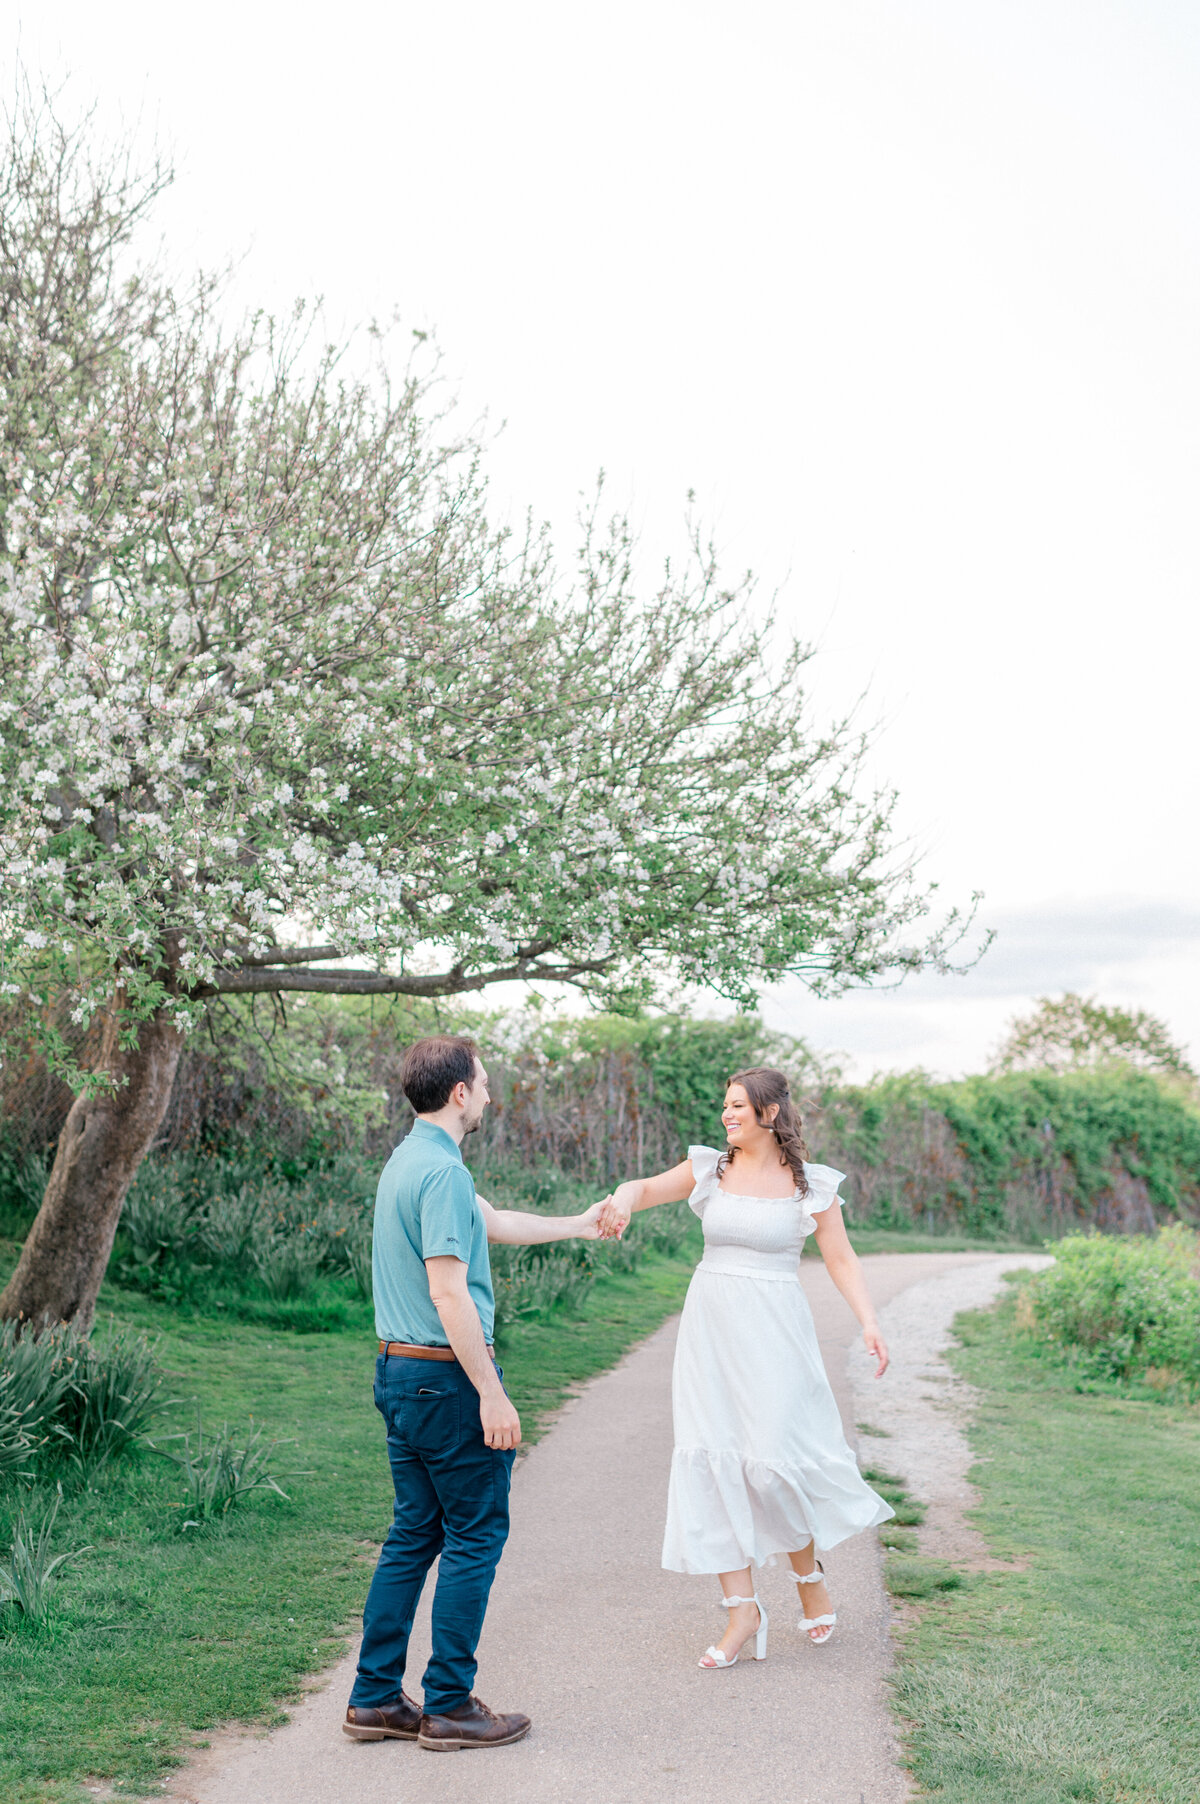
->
<box><xmin>661</xmin><ymin>1445</ymin><xmax>893</xmax><ymax>1574</ymax></box>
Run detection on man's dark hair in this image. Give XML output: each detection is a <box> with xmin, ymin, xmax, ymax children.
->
<box><xmin>400</xmin><ymin>1035</ymin><xmax>482</xmax><ymax>1115</ymax></box>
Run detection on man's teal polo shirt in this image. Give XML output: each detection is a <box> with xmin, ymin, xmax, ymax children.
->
<box><xmin>371</xmin><ymin>1118</ymin><xmax>495</xmax><ymax>1345</ymax></box>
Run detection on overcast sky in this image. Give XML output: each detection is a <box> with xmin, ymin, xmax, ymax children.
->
<box><xmin>12</xmin><ymin>1</ymin><xmax>1200</xmax><ymax>1078</ymax></box>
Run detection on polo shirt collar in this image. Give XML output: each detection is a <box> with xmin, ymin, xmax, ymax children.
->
<box><xmin>410</xmin><ymin>1118</ymin><xmax>465</xmax><ymax>1161</ymax></box>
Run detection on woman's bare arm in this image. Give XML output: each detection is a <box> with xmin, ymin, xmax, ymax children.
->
<box><xmin>596</xmin><ymin>1160</ymin><xmax>694</xmax><ymax>1238</ymax></box>
<box><xmin>811</xmin><ymin>1203</ymin><xmax>889</xmax><ymax>1377</ymax></box>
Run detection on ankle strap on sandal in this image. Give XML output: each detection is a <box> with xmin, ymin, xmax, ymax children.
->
<box><xmin>788</xmin><ymin>1565</ymin><xmax>826</xmax><ymax>1583</ymax></box>
<box><xmin>720</xmin><ymin>1593</ymin><xmax>760</xmax><ymax>1607</ymax></box>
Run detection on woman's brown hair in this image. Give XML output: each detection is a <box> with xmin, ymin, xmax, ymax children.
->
<box><xmin>717</xmin><ymin>1065</ymin><xmax>810</xmax><ymax>1198</ymax></box>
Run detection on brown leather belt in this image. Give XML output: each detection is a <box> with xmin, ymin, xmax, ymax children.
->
<box><xmin>378</xmin><ymin>1340</ymin><xmax>497</xmax><ymax>1363</ymax></box>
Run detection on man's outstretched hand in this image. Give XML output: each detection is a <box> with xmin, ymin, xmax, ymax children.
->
<box><xmin>574</xmin><ymin>1199</ymin><xmax>607</xmax><ymax>1240</ymax></box>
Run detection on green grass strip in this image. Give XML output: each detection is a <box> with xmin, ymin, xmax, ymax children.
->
<box><xmin>891</xmin><ymin>1294</ymin><xmax>1200</xmax><ymax>1803</ymax></box>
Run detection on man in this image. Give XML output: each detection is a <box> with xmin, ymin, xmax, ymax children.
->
<box><xmin>343</xmin><ymin>1033</ymin><xmax>605</xmax><ymax>1752</ymax></box>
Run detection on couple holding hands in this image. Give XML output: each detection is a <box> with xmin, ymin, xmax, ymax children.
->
<box><xmin>343</xmin><ymin>1034</ymin><xmax>893</xmax><ymax>1752</ymax></box>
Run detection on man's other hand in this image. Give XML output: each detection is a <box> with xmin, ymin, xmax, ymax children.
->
<box><xmin>480</xmin><ymin>1388</ymin><xmax>522</xmax><ymax>1450</ymax></box>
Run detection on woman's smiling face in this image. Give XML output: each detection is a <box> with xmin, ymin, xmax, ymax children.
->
<box><xmin>723</xmin><ymin>1082</ymin><xmax>775</xmax><ymax>1145</ymax></box>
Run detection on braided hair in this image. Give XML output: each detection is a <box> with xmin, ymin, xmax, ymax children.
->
<box><xmin>716</xmin><ymin>1065</ymin><xmax>810</xmax><ymax>1198</ymax></box>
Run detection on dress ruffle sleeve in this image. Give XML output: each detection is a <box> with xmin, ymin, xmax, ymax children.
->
<box><xmin>802</xmin><ymin>1163</ymin><xmax>847</xmax><ymax>1216</ymax></box>
<box><xmin>686</xmin><ymin>1145</ymin><xmax>722</xmax><ymax>1218</ymax></box>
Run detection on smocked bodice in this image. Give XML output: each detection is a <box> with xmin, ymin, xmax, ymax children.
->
<box><xmin>686</xmin><ymin>1145</ymin><xmax>846</xmax><ymax>1279</ymax></box>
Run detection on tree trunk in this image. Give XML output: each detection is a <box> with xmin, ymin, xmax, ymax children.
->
<box><xmin>0</xmin><ymin>1006</ymin><xmax>183</xmax><ymax>1332</ymax></box>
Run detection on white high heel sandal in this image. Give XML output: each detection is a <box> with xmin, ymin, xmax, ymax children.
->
<box><xmin>698</xmin><ymin>1593</ymin><xmax>769</xmax><ymax>1668</ymax></box>
<box><xmin>790</xmin><ymin>1562</ymin><xmax>837</xmax><ymax>1644</ymax></box>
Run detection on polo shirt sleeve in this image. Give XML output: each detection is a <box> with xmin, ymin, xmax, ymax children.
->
<box><xmin>416</xmin><ymin>1162</ymin><xmax>478</xmax><ymax>1262</ymax></box>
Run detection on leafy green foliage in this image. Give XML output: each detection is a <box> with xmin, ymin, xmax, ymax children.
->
<box><xmin>112</xmin><ymin>1149</ymin><xmax>377</xmax><ymax>1315</ymax></box>
<box><xmin>991</xmin><ymin>991</ymin><xmax>1196</xmax><ymax>1078</ymax></box>
<box><xmin>0</xmin><ymin>1373</ymin><xmax>35</xmax><ymax>1479</ymax></box>
<box><xmin>1021</xmin><ymin>1226</ymin><xmax>1200</xmax><ymax>1389</ymax></box>
<box><xmin>814</xmin><ymin>1066</ymin><xmax>1200</xmax><ymax>1238</ymax></box>
<box><xmin>56</xmin><ymin>1328</ymin><xmax>166</xmax><ymax>1476</ymax></box>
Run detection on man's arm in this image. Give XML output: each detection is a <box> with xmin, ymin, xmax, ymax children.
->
<box><xmin>476</xmin><ymin>1195</ymin><xmax>606</xmax><ymax>1247</ymax></box>
<box><xmin>424</xmin><ymin>1255</ymin><xmax>521</xmax><ymax>1449</ymax></box>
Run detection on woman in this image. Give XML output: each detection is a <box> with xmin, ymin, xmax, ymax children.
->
<box><xmin>598</xmin><ymin>1066</ymin><xmax>892</xmax><ymax>1668</ymax></box>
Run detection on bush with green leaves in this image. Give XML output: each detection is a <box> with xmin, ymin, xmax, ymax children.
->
<box><xmin>111</xmin><ymin>1150</ymin><xmax>376</xmax><ymax>1311</ymax></box>
<box><xmin>251</xmin><ymin>1229</ymin><xmax>326</xmax><ymax>1302</ymax></box>
<box><xmin>1022</xmin><ymin>1225</ymin><xmax>1200</xmax><ymax>1388</ymax></box>
<box><xmin>814</xmin><ymin>1066</ymin><xmax>1200</xmax><ymax>1239</ymax></box>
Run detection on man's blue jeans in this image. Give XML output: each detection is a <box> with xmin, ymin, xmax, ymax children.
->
<box><xmin>349</xmin><ymin>1353</ymin><xmax>515</xmax><ymax>1715</ymax></box>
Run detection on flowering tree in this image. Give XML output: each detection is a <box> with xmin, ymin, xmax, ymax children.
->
<box><xmin>0</xmin><ymin>93</ymin><xmax>973</xmax><ymax>1328</ymax></box>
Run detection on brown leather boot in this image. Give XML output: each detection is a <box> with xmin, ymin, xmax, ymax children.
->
<box><xmin>342</xmin><ymin>1693</ymin><xmax>421</xmax><ymax>1741</ymax></box>
<box><xmin>417</xmin><ymin>1694</ymin><xmax>532</xmax><ymax>1751</ymax></box>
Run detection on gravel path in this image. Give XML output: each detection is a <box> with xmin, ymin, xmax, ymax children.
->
<box><xmin>849</xmin><ymin>1254</ymin><xmax>1054</xmax><ymax>1567</ymax></box>
<box><xmin>167</xmin><ymin>1250</ymin><xmax>1048</xmax><ymax>1804</ymax></box>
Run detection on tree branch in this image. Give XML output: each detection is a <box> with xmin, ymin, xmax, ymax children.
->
<box><xmin>236</xmin><ymin>945</ymin><xmax>345</xmax><ymax>967</ymax></box>
<box><xmin>201</xmin><ymin>954</ymin><xmax>611</xmax><ymax>998</ymax></box>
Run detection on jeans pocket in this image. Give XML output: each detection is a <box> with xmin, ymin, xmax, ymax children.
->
<box><xmin>401</xmin><ymin>1386</ymin><xmax>461</xmax><ymax>1454</ymax></box>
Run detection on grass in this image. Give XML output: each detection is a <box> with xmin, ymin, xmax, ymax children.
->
<box><xmin>834</xmin><ymin>1224</ymin><xmax>1045</xmax><ymax>1257</ymax></box>
<box><xmin>0</xmin><ymin>1225</ymin><xmax>703</xmax><ymax>1803</ymax></box>
<box><xmin>890</xmin><ymin>1287</ymin><xmax>1200</xmax><ymax>1803</ymax></box>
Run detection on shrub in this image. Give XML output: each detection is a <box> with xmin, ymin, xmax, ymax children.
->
<box><xmin>194</xmin><ymin>1183</ymin><xmax>264</xmax><ymax>1267</ymax></box>
<box><xmin>0</xmin><ymin>1142</ymin><xmax>50</xmax><ymax>1237</ymax></box>
<box><xmin>1022</xmin><ymin>1226</ymin><xmax>1200</xmax><ymax>1388</ymax></box>
<box><xmin>491</xmin><ymin>1243</ymin><xmax>598</xmax><ymax>1337</ymax></box>
<box><xmin>119</xmin><ymin>1168</ymin><xmax>204</xmax><ymax>1271</ymax></box>
<box><xmin>0</xmin><ymin>1319</ymin><xmax>76</xmax><ymax>1442</ymax></box>
<box><xmin>251</xmin><ymin>1229</ymin><xmax>325</xmax><ymax>1301</ymax></box>
<box><xmin>814</xmin><ymin>1066</ymin><xmax>1200</xmax><ymax>1239</ymax></box>
<box><xmin>344</xmin><ymin>1219</ymin><xmax>373</xmax><ymax>1300</ymax></box>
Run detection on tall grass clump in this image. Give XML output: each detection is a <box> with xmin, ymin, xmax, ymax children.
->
<box><xmin>150</xmin><ymin>1408</ymin><xmax>294</xmax><ymax>1526</ymax></box>
<box><xmin>0</xmin><ymin>1320</ymin><xmax>165</xmax><ymax>1477</ymax></box>
<box><xmin>0</xmin><ymin>1490</ymin><xmax>91</xmax><ymax>1625</ymax></box>
<box><xmin>1021</xmin><ymin>1225</ymin><xmax>1200</xmax><ymax>1390</ymax></box>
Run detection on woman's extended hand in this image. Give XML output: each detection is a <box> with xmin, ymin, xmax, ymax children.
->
<box><xmin>596</xmin><ymin>1192</ymin><xmax>632</xmax><ymax>1239</ymax></box>
<box><xmin>864</xmin><ymin>1325</ymin><xmax>889</xmax><ymax>1378</ymax></box>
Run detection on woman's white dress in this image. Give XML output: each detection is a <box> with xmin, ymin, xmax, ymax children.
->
<box><xmin>662</xmin><ymin>1145</ymin><xmax>893</xmax><ymax>1575</ymax></box>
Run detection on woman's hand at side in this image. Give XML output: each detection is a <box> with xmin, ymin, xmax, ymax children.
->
<box><xmin>863</xmin><ymin>1323</ymin><xmax>889</xmax><ymax>1378</ymax></box>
